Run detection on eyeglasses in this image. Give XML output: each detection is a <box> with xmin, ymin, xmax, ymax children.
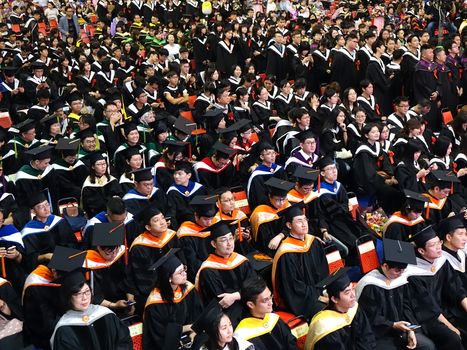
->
<box><xmin>173</xmin><ymin>265</ymin><xmax>187</xmax><ymax>276</ymax></box>
<box><xmin>73</xmin><ymin>289</ymin><xmax>91</xmax><ymax>298</ymax></box>
<box><xmin>35</xmin><ymin>202</ymin><xmax>50</xmax><ymax>210</ymax></box>
<box><xmin>426</xmin><ymin>240</ymin><xmax>443</xmax><ymax>248</ymax></box>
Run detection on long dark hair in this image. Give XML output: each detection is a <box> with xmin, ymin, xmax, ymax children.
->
<box><xmin>60</xmin><ymin>280</ymin><xmax>86</xmax><ymax>313</ymax></box>
<box><xmin>204</xmin><ymin>313</ymin><xmax>239</xmax><ymax>350</ymax></box>
<box><xmin>156</xmin><ymin>268</ymin><xmax>186</xmax><ymax>304</ymax></box>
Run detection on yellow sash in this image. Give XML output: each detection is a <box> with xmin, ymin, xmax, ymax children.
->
<box><xmin>305</xmin><ymin>304</ymin><xmax>358</xmax><ymax>350</ymax></box>
<box><xmin>234</xmin><ymin>313</ymin><xmax>280</xmax><ymax>340</ymax></box>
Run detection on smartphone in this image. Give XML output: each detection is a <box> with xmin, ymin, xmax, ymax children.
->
<box><xmin>408</xmin><ymin>324</ymin><xmax>421</xmax><ymax>330</ymax></box>
<box><xmin>126</xmin><ymin>300</ymin><xmax>136</xmax><ymax>306</ymax></box>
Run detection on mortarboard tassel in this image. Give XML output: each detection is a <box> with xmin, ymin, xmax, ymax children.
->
<box><xmin>1</xmin><ymin>256</ymin><xmax>6</xmax><ymax>278</ymax></box>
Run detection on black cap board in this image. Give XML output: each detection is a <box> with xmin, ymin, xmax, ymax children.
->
<box><xmin>134</xmin><ymin>205</ymin><xmax>163</xmax><ymax>225</ymax></box>
<box><xmin>436</xmin><ymin>213</ymin><xmax>465</xmax><ymax>239</ymax></box>
<box><xmin>55</xmin><ymin>138</ymin><xmax>80</xmax><ymax>152</ymax></box>
<box><xmin>403</xmin><ymin>189</ymin><xmax>429</xmax><ymax>212</ymax></box>
<box><xmin>294</xmin><ymin>129</ymin><xmax>316</xmax><ymax>143</ymax></box>
<box><xmin>382</xmin><ymin>238</ymin><xmax>417</xmax><ymax>266</ymax></box>
<box><xmin>202</xmin><ymin>219</ymin><xmax>235</xmax><ymax>239</ymax></box>
<box><xmin>265</xmin><ymin>177</ymin><xmax>295</xmax><ymax>197</ymax></box>
<box><xmin>293</xmin><ymin>166</ymin><xmax>319</xmax><ymax>184</ymax></box>
<box><xmin>91</xmin><ymin>222</ymin><xmax>125</xmax><ymax>247</ymax></box>
<box><xmin>148</xmin><ymin>248</ymin><xmax>181</xmax><ymax>274</ymax></box>
<box><xmin>164</xmin><ymin>140</ymin><xmax>188</xmax><ymax>154</ymax></box>
<box><xmin>60</xmin><ymin>270</ymin><xmax>86</xmax><ymax>292</ymax></box>
<box><xmin>191</xmin><ymin>298</ymin><xmax>223</xmax><ymax>334</ymax></box>
<box><xmin>278</xmin><ymin>201</ymin><xmax>306</xmax><ymax>222</ymax></box>
<box><xmin>190</xmin><ymin>195</ymin><xmax>218</xmax><ymax>217</ymax></box>
<box><xmin>317</xmin><ymin>156</ymin><xmax>335</xmax><ymax>170</ymax></box>
<box><xmin>48</xmin><ymin>246</ymin><xmax>87</xmax><ymax>273</ymax></box>
<box><xmin>211</xmin><ymin>142</ymin><xmax>236</xmax><ymax>159</ymax></box>
<box><xmin>29</xmin><ymin>190</ymin><xmax>49</xmax><ymax>208</ymax></box>
<box><xmin>76</xmin><ymin>128</ymin><xmax>95</xmax><ymax>141</ymax></box>
<box><xmin>124</xmin><ymin>146</ymin><xmax>141</xmax><ymax>160</ymax></box>
<box><xmin>317</xmin><ymin>267</ymin><xmax>351</xmax><ymax>298</ymax></box>
<box><xmin>85</xmin><ymin>151</ymin><xmax>106</xmax><ymax>165</ymax></box>
<box><xmin>130</xmin><ymin>167</ymin><xmax>153</xmax><ymax>182</ymax></box>
<box><xmin>13</xmin><ymin>118</ymin><xmax>35</xmax><ymax>133</ymax></box>
<box><xmin>428</xmin><ymin>170</ymin><xmax>460</xmax><ymax>188</ymax></box>
<box><xmin>410</xmin><ymin>225</ymin><xmax>437</xmax><ymax>247</ymax></box>
<box><xmin>173</xmin><ymin>117</ymin><xmax>197</xmax><ymax>135</ymax></box>
<box><xmin>118</xmin><ymin>123</ymin><xmax>138</xmax><ymax>137</ymax></box>
<box><xmin>40</xmin><ymin>114</ymin><xmax>60</xmax><ymax>128</ymax></box>
<box><xmin>25</xmin><ymin>145</ymin><xmax>54</xmax><ymax>160</ymax></box>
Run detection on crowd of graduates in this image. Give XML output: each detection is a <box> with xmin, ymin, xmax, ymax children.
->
<box><xmin>0</xmin><ymin>0</ymin><xmax>466</xmax><ymax>349</ymax></box>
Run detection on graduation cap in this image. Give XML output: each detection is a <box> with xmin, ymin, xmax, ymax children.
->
<box><xmin>2</xmin><ymin>66</ymin><xmax>17</xmax><ymax>76</ymax></box>
<box><xmin>48</xmin><ymin>246</ymin><xmax>87</xmax><ymax>273</ymax></box>
<box><xmin>40</xmin><ymin>114</ymin><xmax>60</xmax><ymax>129</ymax></box>
<box><xmin>173</xmin><ymin>117</ymin><xmax>197</xmax><ymax>135</ymax></box>
<box><xmin>190</xmin><ymin>195</ymin><xmax>218</xmax><ymax>217</ymax></box>
<box><xmin>91</xmin><ymin>222</ymin><xmax>125</xmax><ymax>248</ymax></box>
<box><xmin>132</xmin><ymin>87</ymin><xmax>146</xmax><ymax>99</ymax></box>
<box><xmin>211</xmin><ymin>142</ymin><xmax>236</xmax><ymax>159</ymax></box>
<box><xmin>60</xmin><ymin>270</ymin><xmax>86</xmax><ymax>292</ymax></box>
<box><xmin>67</xmin><ymin>91</ymin><xmax>83</xmax><ymax>104</ymax></box>
<box><xmin>278</xmin><ymin>201</ymin><xmax>306</xmax><ymax>222</ymax></box>
<box><xmin>317</xmin><ymin>267</ymin><xmax>351</xmax><ymax>298</ymax></box>
<box><xmin>134</xmin><ymin>205</ymin><xmax>162</xmax><ymax>226</ymax></box>
<box><xmin>25</xmin><ymin>145</ymin><xmax>54</xmax><ymax>160</ymax></box>
<box><xmin>204</xmin><ymin>109</ymin><xmax>226</xmax><ymax>130</ymax></box>
<box><xmin>294</xmin><ymin>129</ymin><xmax>316</xmax><ymax>143</ymax></box>
<box><xmin>117</xmin><ymin>122</ymin><xmax>138</xmax><ymax>137</ymax></box>
<box><xmin>427</xmin><ymin>170</ymin><xmax>460</xmax><ymax>189</ymax></box>
<box><xmin>55</xmin><ymin>138</ymin><xmax>80</xmax><ymax>155</ymax></box>
<box><xmin>13</xmin><ymin>118</ymin><xmax>35</xmax><ymax>133</ymax></box>
<box><xmin>148</xmin><ymin>248</ymin><xmax>182</xmax><ymax>275</ymax></box>
<box><xmin>174</xmin><ymin>161</ymin><xmax>192</xmax><ymax>173</ymax></box>
<box><xmin>50</xmin><ymin>100</ymin><xmax>67</xmax><ymax>113</ymax></box>
<box><xmin>130</xmin><ymin>167</ymin><xmax>153</xmax><ymax>182</ymax></box>
<box><xmin>106</xmin><ymin>89</ymin><xmax>122</xmax><ymax>103</ymax></box>
<box><xmin>382</xmin><ymin>238</ymin><xmax>416</xmax><ymax>267</ymax></box>
<box><xmin>31</xmin><ymin>60</ymin><xmax>45</xmax><ymax>70</ymax></box>
<box><xmin>410</xmin><ymin>225</ymin><xmax>437</xmax><ymax>248</ymax></box>
<box><xmin>85</xmin><ymin>151</ymin><xmax>106</xmax><ymax>165</ymax></box>
<box><xmin>124</xmin><ymin>146</ymin><xmax>141</xmax><ymax>160</ymax></box>
<box><xmin>293</xmin><ymin>166</ymin><xmax>319</xmax><ymax>185</ymax></box>
<box><xmin>254</xmin><ymin>141</ymin><xmax>275</xmax><ymax>154</ymax></box>
<box><xmin>436</xmin><ymin>213</ymin><xmax>465</xmax><ymax>239</ymax></box>
<box><xmin>403</xmin><ymin>189</ymin><xmax>429</xmax><ymax>212</ymax></box>
<box><xmin>164</xmin><ymin>140</ymin><xmax>188</xmax><ymax>154</ymax></box>
<box><xmin>76</xmin><ymin>128</ymin><xmax>95</xmax><ymax>141</ymax></box>
<box><xmin>265</xmin><ymin>177</ymin><xmax>295</xmax><ymax>197</ymax></box>
<box><xmin>217</xmin><ymin>119</ymin><xmax>251</xmax><ymax>139</ymax></box>
<box><xmin>316</xmin><ymin>156</ymin><xmax>335</xmax><ymax>170</ymax></box>
<box><xmin>191</xmin><ymin>298</ymin><xmax>223</xmax><ymax>334</ymax></box>
<box><xmin>28</xmin><ymin>190</ymin><xmax>49</xmax><ymax>208</ymax></box>
<box><xmin>202</xmin><ymin>220</ymin><xmax>235</xmax><ymax>239</ymax></box>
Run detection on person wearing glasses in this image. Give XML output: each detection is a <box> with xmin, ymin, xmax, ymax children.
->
<box><xmin>144</xmin><ymin>249</ymin><xmax>203</xmax><ymax>349</ymax></box>
<box><xmin>50</xmin><ymin>270</ymin><xmax>132</xmax><ymax>350</ymax></box>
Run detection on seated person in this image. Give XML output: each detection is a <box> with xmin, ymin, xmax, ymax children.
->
<box><xmin>305</xmin><ymin>268</ymin><xmax>376</xmax><ymax>350</ymax></box>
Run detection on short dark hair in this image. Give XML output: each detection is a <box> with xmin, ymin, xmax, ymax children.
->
<box><xmin>107</xmin><ymin>197</ymin><xmax>127</xmax><ymax>215</ymax></box>
<box><xmin>241</xmin><ymin>276</ymin><xmax>268</xmax><ymax>306</ymax></box>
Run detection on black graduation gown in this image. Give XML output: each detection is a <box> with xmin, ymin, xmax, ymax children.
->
<box><xmin>143</xmin><ymin>285</ymin><xmax>203</xmax><ymax>349</ymax></box>
<box><xmin>197</xmin><ymin>254</ymin><xmax>257</xmax><ymax>326</ymax></box>
<box><xmin>314</xmin><ymin>307</ymin><xmax>376</xmax><ymax>350</ymax></box>
<box><xmin>0</xmin><ymin>278</ymin><xmax>24</xmax><ymax>349</ymax></box>
<box><xmin>413</xmin><ymin>60</ymin><xmax>439</xmax><ymax>130</ymax></box>
<box><xmin>394</xmin><ymin>161</ymin><xmax>427</xmax><ymax>193</ymax></box>
<box><xmin>330</xmin><ymin>49</ymin><xmax>358</xmax><ymax>91</ymax></box>
<box><xmin>216</xmin><ymin>40</ymin><xmax>238</xmax><ymax>76</ymax></box>
<box><xmin>252</xmin><ymin>211</ymin><xmax>284</xmax><ymax>258</ymax></box>
<box><xmin>165</xmin><ymin>183</ymin><xmax>207</xmax><ymax>230</ymax></box>
<box><xmin>193</xmin><ymin>158</ymin><xmax>238</xmax><ymax>191</ymax></box>
<box><xmin>356</xmin><ymin>46</ymin><xmax>372</xmax><ymax>82</ymax></box>
<box><xmin>192</xmin><ymin>36</ymin><xmax>211</xmax><ymax>73</ymax></box>
<box><xmin>2</xmin><ymin>138</ymin><xmax>40</xmax><ymax>176</ymax></box>
<box><xmin>273</xmin><ymin>236</ymin><xmax>328</xmax><ymax>321</ymax></box>
<box><xmin>177</xmin><ymin>222</ymin><xmax>212</xmax><ymax>282</ymax></box>
<box><xmin>51</xmin><ymin>158</ymin><xmax>88</xmax><ymax>202</ymax></box>
<box><xmin>400</xmin><ymin>51</ymin><xmax>419</xmax><ymax>100</ymax></box>
<box><xmin>310</xmin><ymin>50</ymin><xmax>330</xmax><ymax>93</ymax></box>
<box><xmin>81</xmin><ymin>176</ymin><xmax>123</xmax><ymax>218</ymax></box>
<box><xmin>422</xmin><ymin>193</ymin><xmax>460</xmax><ymax>225</ymax></box>
<box><xmin>124</xmin><ymin>231</ymin><xmax>178</xmax><ymax>307</ymax></box>
<box><xmin>52</xmin><ymin>310</ymin><xmax>132</xmax><ymax>350</ymax></box>
<box><xmin>406</xmin><ymin>257</ymin><xmax>467</xmax><ymax>350</ymax></box>
<box><xmin>266</xmin><ymin>44</ymin><xmax>288</xmax><ymax>82</ymax></box>
<box><xmin>383</xmin><ymin>218</ymin><xmax>427</xmax><ymax>242</ymax></box>
<box><xmin>274</xmin><ymin>93</ymin><xmax>296</xmax><ymax>120</ymax></box>
<box><xmin>435</xmin><ymin>63</ymin><xmax>457</xmax><ymax>111</ymax></box>
<box><xmin>366</xmin><ymin>58</ymin><xmax>392</xmax><ymax>116</ymax></box>
<box><xmin>237</xmin><ymin>317</ymin><xmax>299</xmax><ymax>350</ymax></box>
<box><xmin>247</xmin><ymin>165</ymin><xmax>287</xmax><ymax>209</ymax></box>
<box><xmin>122</xmin><ymin>187</ymin><xmax>168</xmax><ymax>215</ymax></box>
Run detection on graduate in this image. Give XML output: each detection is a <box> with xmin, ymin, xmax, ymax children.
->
<box><xmin>122</xmin><ymin>167</ymin><xmax>167</xmax><ymax>215</ymax></box>
<box><xmin>81</xmin><ymin>152</ymin><xmax>123</xmax><ymax>218</ymax></box>
<box><xmin>406</xmin><ymin>226</ymin><xmax>467</xmax><ymax>350</ymax></box>
<box><xmin>152</xmin><ymin>140</ymin><xmax>189</xmax><ymax>193</ymax></box>
<box><xmin>422</xmin><ymin>170</ymin><xmax>464</xmax><ymax>224</ymax></box>
<box><xmin>284</xmin><ymin>129</ymin><xmax>319</xmax><ymax>175</ymax></box>
<box><xmin>50</xmin><ymin>270</ymin><xmax>132</xmax><ymax>350</ymax></box>
<box><xmin>234</xmin><ymin>275</ymin><xmax>299</xmax><ymax>350</ymax></box>
<box><xmin>316</xmin><ymin>157</ymin><xmax>371</xmax><ymax>265</ymax></box>
<box><xmin>0</xmin><ymin>276</ymin><xmax>24</xmax><ymax>348</ymax></box>
<box><xmin>383</xmin><ymin>189</ymin><xmax>429</xmax><ymax>241</ymax></box>
<box><xmin>143</xmin><ymin>248</ymin><xmax>203</xmax><ymax>349</ymax></box>
<box><xmin>356</xmin><ymin>239</ymin><xmax>436</xmax><ymax>349</ymax></box>
<box><xmin>438</xmin><ymin>214</ymin><xmax>467</xmax><ymax>291</ymax></box>
<box><xmin>271</xmin><ymin>202</ymin><xmax>329</xmax><ymax>322</ymax></box>
<box><xmin>250</xmin><ymin>178</ymin><xmax>293</xmax><ymax>257</ymax></box>
<box><xmin>177</xmin><ymin>195</ymin><xmax>216</xmax><ymax>281</ymax></box>
<box><xmin>193</xmin><ymin>142</ymin><xmax>238</xmax><ymax>191</ymax></box>
<box><xmin>247</xmin><ymin>142</ymin><xmax>286</xmax><ymax>209</ymax></box>
<box><xmin>165</xmin><ymin>161</ymin><xmax>207</xmax><ymax>230</ymax></box>
<box><xmin>124</xmin><ymin>205</ymin><xmax>178</xmax><ymax>315</ymax></box>
<box><xmin>84</xmin><ymin>222</ymin><xmax>131</xmax><ymax>315</ymax></box>
<box><xmin>304</xmin><ymin>267</ymin><xmax>376</xmax><ymax>350</ymax></box>
<box><xmin>195</xmin><ymin>220</ymin><xmax>257</xmax><ymax>327</ymax></box>
<box><xmin>21</xmin><ymin>192</ymin><xmax>77</xmax><ymax>273</ymax></box>
<box><xmin>14</xmin><ymin>145</ymin><xmax>55</xmax><ymax>210</ymax></box>
<box><xmin>113</xmin><ymin>122</ymin><xmax>148</xmax><ymax>175</ymax></box>
<box><xmin>330</xmin><ymin>33</ymin><xmax>359</xmax><ymax>92</ymax></box>
<box><xmin>50</xmin><ymin>138</ymin><xmax>88</xmax><ymax>202</ymax></box>
<box><xmin>22</xmin><ymin>246</ymin><xmax>86</xmax><ymax>350</ymax></box>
